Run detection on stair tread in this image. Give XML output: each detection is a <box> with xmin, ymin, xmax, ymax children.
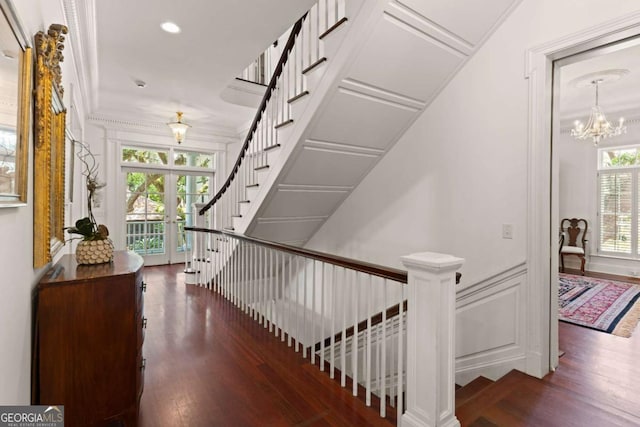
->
<box><xmin>456</xmin><ymin>370</ymin><xmax>640</xmax><ymax>427</ymax></box>
<box><xmin>319</xmin><ymin>16</ymin><xmax>348</xmax><ymax>40</ymax></box>
<box><xmin>302</xmin><ymin>57</ymin><xmax>327</xmax><ymax>75</ymax></box>
<box><xmin>288</xmin><ymin>90</ymin><xmax>310</xmax><ymax>104</ymax></box>
<box><xmin>274</xmin><ymin>120</ymin><xmax>293</xmax><ymax>129</ymax></box>
<box><xmin>455</xmin><ymin>376</ymin><xmax>494</xmax><ymax>409</ymax></box>
<box><xmin>264</xmin><ymin>143</ymin><xmax>281</xmax><ymax>152</ymax></box>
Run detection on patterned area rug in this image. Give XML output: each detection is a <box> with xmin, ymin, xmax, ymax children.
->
<box><xmin>559</xmin><ymin>273</ymin><xmax>640</xmax><ymax>337</ymax></box>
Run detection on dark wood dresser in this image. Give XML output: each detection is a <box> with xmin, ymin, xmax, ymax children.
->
<box><xmin>33</xmin><ymin>251</ymin><xmax>146</xmax><ymax>426</ymax></box>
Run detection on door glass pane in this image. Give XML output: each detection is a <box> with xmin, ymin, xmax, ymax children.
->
<box><xmin>176</xmin><ymin>174</ymin><xmax>211</xmax><ymax>253</ymax></box>
<box><xmin>174</xmin><ymin>150</ymin><xmax>214</xmax><ymax>169</ymax></box>
<box><xmin>126</xmin><ymin>171</ymin><xmax>166</xmax><ymax>255</ymax></box>
<box><xmin>122</xmin><ymin>147</ymin><xmax>169</xmax><ymax>165</ymax></box>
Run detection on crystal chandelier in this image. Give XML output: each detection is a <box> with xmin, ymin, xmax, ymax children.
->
<box><xmin>167</xmin><ymin>111</ymin><xmax>191</xmax><ymax>144</ymax></box>
<box><xmin>571</xmin><ymin>79</ymin><xmax>625</xmax><ymax>145</ymax></box>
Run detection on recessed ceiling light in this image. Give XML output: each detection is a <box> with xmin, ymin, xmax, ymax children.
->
<box><xmin>134</xmin><ymin>80</ymin><xmax>146</xmax><ymax>88</ymax></box>
<box><xmin>2</xmin><ymin>50</ymin><xmax>16</xmax><ymax>59</ymax></box>
<box><xmin>161</xmin><ymin>22</ymin><xmax>181</xmax><ymax>34</ymax></box>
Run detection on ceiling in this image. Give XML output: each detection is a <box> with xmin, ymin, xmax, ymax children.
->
<box><xmin>68</xmin><ymin>0</ymin><xmax>314</xmax><ymax>138</ymax></box>
<box><xmin>559</xmin><ymin>39</ymin><xmax>640</xmax><ymax>125</ymax></box>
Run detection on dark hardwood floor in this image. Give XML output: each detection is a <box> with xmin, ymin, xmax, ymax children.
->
<box><xmin>457</xmin><ymin>268</ymin><xmax>640</xmax><ymax>426</ymax></box>
<box><xmin>139</xmin><ymin>264</ymin><xmax>640</xmax><ymax>426</ymax></box>
<box><xmin>138</xmin><ymin>263</ymin><xmax>395</xmax><ymax>427</ymax></box>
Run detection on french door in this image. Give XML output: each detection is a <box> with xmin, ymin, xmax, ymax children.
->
<box><xmin>124</xmin><ymin>168</ymin><xmax>212</xmax><ymax>265</ymax></box>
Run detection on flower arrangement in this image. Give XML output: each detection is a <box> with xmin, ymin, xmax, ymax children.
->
<box><xmin>66</xmin><ymin>140</ymin><xmax>113</xmax><ymax>264</ymax></box>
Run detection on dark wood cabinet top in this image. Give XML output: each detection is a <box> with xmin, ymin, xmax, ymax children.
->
<box><xmin>39</xmin><ymin>250</ymin><xmax>144</xmax><ymax>287</ymax></box>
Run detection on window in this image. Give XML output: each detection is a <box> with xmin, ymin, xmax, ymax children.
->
<box><xmin>121</xmin><ymin>145</ymin><xmax>216</xmax><ymax>259</ymax></box>
<box><xmin>174</xmin><ymin>150</ymin><xmax>214</xmax><ymax>169</ymax></box>
<box><xmin>598</xmin><ymin>146</ymin><xmax>640</xmax><ymax>257</ymax></box>
<box><xmin>0</xmin><ymin>128</ymin><xmax>17</xmax><ymax>194</ymax></box>
<box><xmin>122</xmin><ymin>147</ymin><xmax>169</xmax><ymax>165</ymax></box>
<box><xmin>121</xmin><ymin>146</ymin><xmax>215</xmax><ymax>170</ymax></box>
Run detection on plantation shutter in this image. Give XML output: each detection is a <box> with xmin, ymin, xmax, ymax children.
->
<box><xmin>599</xmin><ymin>171</ymin><xmax>632</xmax><ymax>254</ymax></box>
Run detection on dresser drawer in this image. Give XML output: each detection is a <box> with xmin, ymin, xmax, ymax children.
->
<box><xmin>136</xmin><ymin>273</ymin><xmax>146</xmax><ymax>313</ymax></box>
<box><xmin>137</xmin><ymin>351</ymin><xmax>145</xmax><ymax>399</ymax></box>
<box><xmin>137</xmin><ymin>313</ymin><xmax>147</xmax><ymax>348</ymax></box>
<box><xmin>34</xmin><ymin>251</ymin><xmax>144</xmax><ymax>427</ymax></box>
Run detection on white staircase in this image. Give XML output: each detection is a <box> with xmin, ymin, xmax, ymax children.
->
<box><xmin>204</xmin><ymin>0</ymin><xmax>521</xmax><ymax>246</ymax></box>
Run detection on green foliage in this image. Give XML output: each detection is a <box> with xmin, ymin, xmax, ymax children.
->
<box><xmin>609</xmin><ymin>152</ymin><xmax>639</xmax><ymax>167</ymax></box>
<box><xmin>66</xmin><ymin>217</ymin><xmax>109</xmax><ymax>241</ymax></box>
<box><xmin>604</xmin><ymin>150</ymin><xmax>640</xmax><ymax>168</ymax></box>
<box><xmin>122</xmin><ymin>148</ymin><xmax>168</xmax><ymax>165</ymax></box>
<box><xmin>128</xmin><ymin>237</ymin><xmax>164</xmax><ymax>254</ymax></box>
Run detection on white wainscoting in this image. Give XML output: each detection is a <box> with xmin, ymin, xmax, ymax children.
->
<box><xmin>455</xmin><ymin>262</ymin><xmax>528</xmax><ymax>386</ymax></box>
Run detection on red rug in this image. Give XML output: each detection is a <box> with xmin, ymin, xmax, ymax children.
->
<box><xmin>559</xmin><ymin>273</ymin><xmax>640</xmax><ymax>337</ymax></box>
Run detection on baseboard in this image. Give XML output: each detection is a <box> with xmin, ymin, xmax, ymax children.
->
<box><xmin>455</xmin><ymin>354</ymin><xmax>527</xmax><ymax>386</ymax></box>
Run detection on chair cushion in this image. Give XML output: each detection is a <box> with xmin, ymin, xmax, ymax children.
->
<box><xmin>561</xmin><ymin>246</ymin><xmax>585</xmax><ymax>255</ymax></box>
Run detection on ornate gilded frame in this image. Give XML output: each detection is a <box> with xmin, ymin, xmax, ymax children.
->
<box><xmin>33</xmin><ymin>23</ymin><xmax>67</xmax><ymax>268</ymax></box>
<box><xmin>0</xmin><ymin>0</ymin><xmax>32</xmax><ymax>207</ymax></box>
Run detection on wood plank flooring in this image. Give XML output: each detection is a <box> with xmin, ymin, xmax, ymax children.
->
<box><xmin>138</xmin><ymin>263</ymin><xmax>395</xmax><ymax>427</ymax></box>
<box><xmin>457</xmin><ymin>268</ymin><xmax>640</xmax><ymax>426</ymax></box>
<box><xmin>139</xmin><ymin>264</ymin><xmax>640</xmax><ymax>426</ymax></box>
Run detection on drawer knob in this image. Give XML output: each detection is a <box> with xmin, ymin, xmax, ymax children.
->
<box><xmin>140</xmin><ymin>358</ymin><xmax>146</xmax><ymax>370</ymax></box>
<box><xmin>142</xmin><ymin>317</ymin><xmax>148</xmax><ymax>328</ymax></box>
<box><xmin>140</xmin><ymin>282</ymin><xmax>147</xmax><ymax>292</ymax></box>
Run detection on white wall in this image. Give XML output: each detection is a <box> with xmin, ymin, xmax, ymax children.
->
<box><xmin>306</xmin><ymin>0</ymin><xmax>640</xmax><ymax>286</ymax></box>
<box><xmin>0</xmin><ymin>0</ymin><xmax>86</xmax><ymax>404</ymax></box>
<box><xmin>558</xmin><ymin>131</ymin><xmax>595</xmax><ymax>223</ymax></box>
<box><xmin>559</xmin><ymin>123</ymin><xmax>640</xmax><ymax>275</ymax></box>
<box><xmin>305</xmin><ymin>0</ymin><xmax>640</xmax><ymax>379</ymax></box>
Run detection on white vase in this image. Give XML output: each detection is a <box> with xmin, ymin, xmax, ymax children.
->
<box><xmin>76</xmin><ymin>238</ymin><xmax>114</xmax><ymax>265</ymax></box>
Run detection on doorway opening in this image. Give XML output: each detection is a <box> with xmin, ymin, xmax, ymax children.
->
<box><xmin>121</xmin><ymin>146</ymin><xmax>215</xmax><ymax>266</ymax></box>
<box><xmin>551</xmin><ymin>34</ymin><xmax>640</xmax><ymax>367</ymax></box>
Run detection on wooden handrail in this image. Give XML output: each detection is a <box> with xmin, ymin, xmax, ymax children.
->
<box><xmin>199</xmin><ymin>13</ymin><xmax>307</xmax><ymax>216</ymax></box>
<box><xmin>185</xmin><ymin>226</ymin><xmax>408</xmax><ymax>282</ymax></box>
<box><xmin>186</xmin><ymin>224</ymin><xmax>462</xmax><ymax>353</ymax></box>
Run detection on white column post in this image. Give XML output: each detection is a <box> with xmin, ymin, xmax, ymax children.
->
<box><xmin>400</xmin><ymin>252</ymin><xmax>464</xmax><ymax>427</ymax></box>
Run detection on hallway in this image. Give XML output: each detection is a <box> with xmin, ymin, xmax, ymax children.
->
<box><xmin>138</xmin><ymin>263</ymin><xmax>395</xmax><ymax>426</ymax></box>
<box><xmin>138</xmin><ymin>263</ymin><xmax>640</xmax><ymax>426</ymax></box>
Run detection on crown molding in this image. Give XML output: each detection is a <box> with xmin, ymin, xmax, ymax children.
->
<box><xmin>62</xmin><ymin>0</ymin><xmax>99</xmax><ymax>114</ymax></box>
<box><xmin>87</xmin><ymin>113</ymin><xmax>240</xmax><ymax>142</ymax></box>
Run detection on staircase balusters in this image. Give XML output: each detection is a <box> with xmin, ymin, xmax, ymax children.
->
<box><xmin>185</xmin><ymin>0</ymin><xmax>468</xmax><ymax>423</ymax></box>
<box><xmin>366</xmin><ymin>273</ymin><xmax>373</xmax><ymax>407</ymax></box>
<box><xmin>381</xmin><ymin>277</ymin><xmax>387</xmax><ymax>418</ymax></box>
<box><xmin>186</xmin><ymin>226</ymin><xmax>416</xmax><ymax>423</ymax></box>
<box><xmin>200</xmin><ymin>0</ymin><xmax>347</xmax><ymax>231</ymax></box>
<box><xmin>352</xmin><ymin>271</ymin><xmax>359</xmax><ymax>397</ymax></box>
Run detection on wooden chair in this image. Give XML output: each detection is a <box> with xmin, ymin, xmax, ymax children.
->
<box><xmin>559</xmin><ymin>218</ymin><xmax>588</xmax><ymax>275</ymax></box>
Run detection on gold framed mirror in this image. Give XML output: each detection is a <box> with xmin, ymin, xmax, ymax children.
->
<box><xmin>33</xmin><ymin>23</ymin><xmax>67</xmax><ymax>268</ymax></box>
<box><xmin>0</xmin><ymin>0</ymin><xmax>32</xmax><ymax>207</ymax></box>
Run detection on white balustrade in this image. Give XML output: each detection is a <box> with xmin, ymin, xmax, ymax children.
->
<box><xmin>202</xmin><ymin>0</ymin><xmax>346</xmax><ymax>233</ymax></box>
<box><xmin>186</xmin><ymin>2</ymin><xmax>463</xmax><ymax>425</ymax></box>
<box><xmin>186</xmin><ymin>227</ymin><xmax>410</xmax><ymax>423</ymax></box>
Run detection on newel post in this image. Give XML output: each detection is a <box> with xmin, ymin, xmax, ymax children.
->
<box><xmin>400</xmin><ymin>252</ymin><xmax>464</xmax><ymax>427</ymax></box>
